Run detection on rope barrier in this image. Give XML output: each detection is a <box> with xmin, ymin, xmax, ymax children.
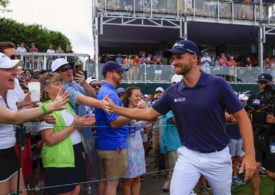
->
<box><xmin>9</xmin><ymin>168</ymin><xmax>174</xmax><ymax>195</ymax></box>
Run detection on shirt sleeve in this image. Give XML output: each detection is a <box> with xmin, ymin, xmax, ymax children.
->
<box><xmin>219</xmin><ymin>79</ymin><xmax>243</xmax><ymax>114</ymax></box>
<box><xmin>104</xmin><ymin>92</ymin><xmax>121</xmax><ymax>123</ymax></box>
<box><xmin>37</xmin><ymin>122</ymin><xmax>53</xmax><ymax>132</ymax></box>
<box><xmin>152</xmin><ymin>88</ymin><xmax>171</xmax><ymax>115</ymax></box>
<box><xmin>65</xmin><ymin>86</ymin><xmax>82</xmax><ymax>107</ymax></box>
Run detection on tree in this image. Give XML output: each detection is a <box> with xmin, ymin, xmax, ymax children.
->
<box><xmin>0</xmin><ymin>0</ymin><xmax>9</xmax><ymax>7</ymax></box>
<box><xmin>0</xmin><ymin>18</ymin><xmax>71</xmax><ymax>51</ymax></box>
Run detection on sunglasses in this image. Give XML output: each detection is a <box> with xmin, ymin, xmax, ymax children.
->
<box><xmin>258</xmin><ymin>81</ymin><xmax>268</xmax><ymax>85</ymax></box>
<box><xmin>91</xmin><ymin>84</ymin><xmax>101</xmax><ymax>88</ymax></box>
<box><xmin>118</xmin><ymin>93</ymin><xmax>125</xmax><ymax>97</ymax></box>
<box><xmin>10</xmin><ymin>55</ymin><xmax>18</xmax><ymax>60</ymax></box>
<box><xmin>58</xmin><ymin>65</ymin><xmax>72</xmax><ymax>72</ymax></box>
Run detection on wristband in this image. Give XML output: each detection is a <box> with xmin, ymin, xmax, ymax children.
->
<box><xmin>40</xmin><ymin>105</ymin><xmax>49</xmax><ymax>115</ymax></box>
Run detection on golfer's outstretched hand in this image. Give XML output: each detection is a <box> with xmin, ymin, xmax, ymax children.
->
<box><xmin>103</xmin><ymin>96</ymin><xmax>115</xmax><ymax>114</ymax></box>
<box><xmin>240</xmin><ymin>154</ymin><xmax>256</xmax><ymax>182</ymax></box>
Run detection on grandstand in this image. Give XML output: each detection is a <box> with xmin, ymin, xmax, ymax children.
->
<box><xmin>90</xmin><ymin>0</ymin><xmax>275</xmax><ymax>89</ymax></box>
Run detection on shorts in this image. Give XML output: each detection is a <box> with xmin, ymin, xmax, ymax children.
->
<box><xmin>228</xmin><ymin>138</ymin><xmax>243</xmax><ymax>157</ymax></box>
<box><xmin>0</xmin><ymin>147</ymin><xmax>20</xmax><ymax>182</ymax></box>
<box><xmin>255</xmin><ymin>139</ymin><xmax>275</xmax><ymax>172</ymax></box>
<box><xmin>97</xmin><ymin>149</ymin><xmax>127</xmax><ymax>180</ymax></box>
<box><xmin>44</xmin><ymin>143</ymin><xmax>85</xmax><ymax>194</ymax></box>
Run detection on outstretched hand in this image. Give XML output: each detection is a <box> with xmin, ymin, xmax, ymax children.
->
<box><xmin>51</xmin><ymin>88</ymin><xmax>69</xmax><ymax>111</ymax></box>
<box><xmin>102</xmin><ymin>96</ymin><xmax>115</xmax><ymax>114</ymax></box>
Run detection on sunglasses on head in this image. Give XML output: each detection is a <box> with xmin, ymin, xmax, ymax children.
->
<box><xmin>91</xmin><ymin>84</ymin><xmax>101</xmax><ymax>88</ymax></box>
<box><xmin>58</xmin><ymin>65</ymin><xmax>72</xmax><ymax>72</ymax></box>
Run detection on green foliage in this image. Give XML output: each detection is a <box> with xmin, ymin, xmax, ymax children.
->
<box><xmin>0</xmin><ymin>0</ymin><xmax>9</xmax><ymax>8</ymax></box>
<box><xmin>0</xmin><ymin>18</ymin><xmax>71</xmax><ymax>51</ymax></box>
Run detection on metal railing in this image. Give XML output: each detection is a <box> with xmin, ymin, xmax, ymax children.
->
<box><xmin>98</xmin><ymin>0</ymin><xmax>273</xmax><ymax>23</ymax></box>
<box><xmin>16</xmin><ymin>52</ymin><xmax>91</xmax><ymax>71</ymax></box>
<box><xmin>86</xmin><ymin>63</ymin><xmax>275</xmax><ymax>84</ymax></box>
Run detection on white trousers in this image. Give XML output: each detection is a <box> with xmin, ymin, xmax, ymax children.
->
<box><xmin>170</xmin><ymin>146</ymin><xmax>232</xmax><ymax>195</ymax></box>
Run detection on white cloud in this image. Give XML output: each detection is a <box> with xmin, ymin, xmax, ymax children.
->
<box><xmin>3</xmin><ymin>0</ymin><xmax>94</xmax><ymax>56</ymax></box>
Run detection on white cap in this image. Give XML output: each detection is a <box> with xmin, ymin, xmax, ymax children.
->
<box><xmin>171</xmin><ymin>74</ymin><xmax>183</xmax><ymax>83</ymax></box>
<box><xmin>0</xmin><ymin>52</ymin><xmax>23</xmax><ymax>69</ymax></box>
<box><xmin>155</xmin><ymin>87</ymin><xmax>164</xmax><ymax>93</ymax></box>
<box><xmin>239</xmin><ymin>94</ymin><xmax>249</xmax><ymax>101</ymax></box>
<box><xmin>143</xmin><ymin>94</ymin><xmax>149</xmax><ymax>98</ymax></box>
<box><xmin>51</xmin><ymin>58</ymin><xmax>69</xmax><ymax>72</ymax></box>
<box><xmin>86</xmin><ymin>77</ymin><xmax>99</xmax><ymax>84</ymax></box>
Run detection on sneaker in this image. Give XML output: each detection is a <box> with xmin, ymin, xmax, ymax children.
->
<box><xmin>162</xmin><ymin>180</ymin><xmax>170</xmax><ymax>192</ymax></box>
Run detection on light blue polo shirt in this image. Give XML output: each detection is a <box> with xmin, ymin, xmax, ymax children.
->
<box><xmin>95</xmin><ymin>82</ymin><xmax>129</xmax><ymax>151</ymax></box>
<box><xmin>152</xmin><ymin>72</ymin><xmax>243</xmax><ymax>153</ymax></box>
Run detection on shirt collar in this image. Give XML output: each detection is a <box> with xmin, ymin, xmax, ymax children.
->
<box><xmin>178</xmin><ymin>71</ymin><xmax>207</xmax><ymax>91</ymax></box>
<box><xmin>102</xmin><ymin>81</ymin><xmax>116</xmax><ymax>91</ymax></box>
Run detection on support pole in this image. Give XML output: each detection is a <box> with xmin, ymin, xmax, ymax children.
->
<box><xmin>258</xmin><ymin>25</ymin><xmax>264</xmax><ymax>73</ymax></box>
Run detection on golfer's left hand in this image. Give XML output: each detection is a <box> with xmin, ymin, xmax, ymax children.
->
<box><xmin>240</xmin><ymin>154</ymin><xmax>256</xmax><ymax>182</ymax></box>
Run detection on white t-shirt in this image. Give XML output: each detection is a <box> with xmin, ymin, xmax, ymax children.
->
<box><xmin>201</xmin><ymin>56</ymin><xmax>212</xmax><ymax>67</ymax></box>
<box><xmin>37</xmin><ymin>109</ymin><xmax>81</xmax><ymax>145</ymax></box>
<box><xmin>16</xmin><ymin>47</ymin><xmax>27</xmax><ymax>53</ymax></box>
<box><xmin>0</xmin><ymin>91</ymin><xmax>18</xmax><ymax>149</ymax></box>
<box><xmin>46</xmin><ymin>49</ymin><xmax>55</xmax><ymax>54</ymax></box>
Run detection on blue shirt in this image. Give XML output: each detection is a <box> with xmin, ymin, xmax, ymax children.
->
<box><xmin>226</xmin><ymin>123</ymin><xmax>241</xmax><ymax>140</ymax></box>
<box><xmin>152</xmin><ymin>72</ymin><xmax>243</xmax><ymax>153</ymax></box>
<box><xmin>63</xmin><ymin>81</ymin><xmax>92</xmax><ymax>138</ymax></box>
<box><xmin>160</xmin><ymin>111</ymin><xmax>181</xmax><ymax>154</ymax></box>
<box><xmin>95</xmin><ymin>82</ymin><xmax>129</xmax><ymax>150</ymax></box>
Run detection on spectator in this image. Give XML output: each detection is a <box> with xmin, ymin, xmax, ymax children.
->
<box><xmin>56</xmin><ymin>45</ymin><xmax>64</xmax><ymax>53</ymax></box>
<box><xmin>95</xmin><ymin>61</ymin><xmax>130</xmax><ymax>195</ymax></box>
<box><xmin>16</xmin><ymin>42</ymin><xmax>27</xmax><ymax>53</ymax></box>
<box><xmin>116</xmin><ymin>54</ymin><xmax>123</xmax><ymax>65</ymax></box>
<box><xmin>29</xmin><ymin>43</ymin><xmax>39</xmax><ymax>53</ymax></box>
<box><xmin>218</xmin><ymin>53</ymin><xmax>228</xmax><ymax>67</ymax></box>
<box><xmin>132</xmin><ymin>54</ymin><xmax>141</xmax><ymax>81</ymax></box>
<box><xmin>37</xmin><ymin>73</ymin><xmax>86</xmax><ymax>195</ymax></box>
<box><xmin>116</xmin><ymin>87</ymin><xmax>126</xmax><ymax>101</ymax></box>
<box><xmin>46</xmin><ymin>44</ymin><xmax>55</xmax><ymax>54</ymax></box>
<box><xmin>65</xmin><ymin>44</ymin><xmax>73</xmax><ymax>53</ymax></box>
<box><xmin>245</xmin><ymin>56</ymin><xmax>254</xmax><ymax>68</ymax></box>
<box><xmin>122</xmin><ymin>86</ymin><xmax>147</xmax><ymax>195</ymax></box>
<box><xmin>0</xmin><ymin>53</ymin><xmax>69</xmax><ymax>195</ymax></box>
<box><xmin>228</xmin><ymin>56</ymin><xmax>237</xmax><ymax>82</ymax></box>
<box><xmin>200</xmin><ymin>52</ymin><xmax>212</xmax><ymax>73</ymax></box>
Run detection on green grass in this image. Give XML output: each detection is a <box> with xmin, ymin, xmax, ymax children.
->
<box><xmin>232</xmin><ymin>177</ymin><xmax>275</xmax><ymax>195</ymax></box>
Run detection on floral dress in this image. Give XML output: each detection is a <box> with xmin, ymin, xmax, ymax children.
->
<box><xmin>126</xmin><ymin>121</ymin><xmax>147</xmax><ymax>178</ymax></box>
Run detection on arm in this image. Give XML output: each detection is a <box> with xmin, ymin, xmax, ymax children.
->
<box><xmin>40</xmin><ymin>116</ymin><xmax>84</xmax><ymax>146</ymax></box>
<box><xmin>233</xmin><ymin>108</ymin><xmax>256</xmax><ymax>181</ymax></box>
<box><xmin>76</xmin><ymin>94</ymin><xmax>103</xmax><ymax>109</ymax></box>
<box><xmin>81</xmin><ymin>82</ymin><xmax>96</xmax><ymax>97</ymax></box>
<box><xmin>110</xmin><ymin>116</ymin><xmax>131</xmax><ymax>129</ymax></box>
<box><xmin>0</xmin><ymin>89</ymin><xmax>68</xmax><ymax>124</ymax></box>
<box><xmin>113</xmin><ymin>106</ymin><xmax>160</xmax><ymax>121</ymax></box>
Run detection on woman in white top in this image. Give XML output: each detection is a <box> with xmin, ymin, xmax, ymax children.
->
<box><xmin>0</xmin><ymin>53</ymin><xmax>69</xmax><ymax>195</ymax></box>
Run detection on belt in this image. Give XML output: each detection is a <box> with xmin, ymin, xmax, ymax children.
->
<box><xmin>200</xmin><ymin>146</ymin><xmax>226</xmax><ymax>154</ymax></box>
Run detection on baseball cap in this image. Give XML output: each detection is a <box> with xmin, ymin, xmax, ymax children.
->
<box><xmin>257</xmin><ymin>73</ymin><xmax>273</xmax><ymax>83</ymax></box>
<box><xmin>143</xmin><ymin>94</ymin><xmax>149</xmax><ymax>98</ymax></box>
<box><xmin>171</xmin><ymin>74</ymin><xmax>183</xmax><ymax>83</ymax></box>
<box><xmin>155</xmin><ymin>87</ymin><xmax>164</xmax><ymax>93</ymax></box>
<box><xmin>32</xmin><ymin>69</ymin><xmax>46</xmax><ymax>78</ymax></box>
<box><xmin>116</xmin><ymin>87</ymin><xmax>125</xmax><ymax>94</ymax></box>
<box><xmin>86</xmin><ymin>77</ymin><xmax>99</xmax><ymax>84</ymax></box>
<box><xmin>51</xmin><ymin>58</ymin><xmax>69</xmax><ymax>72</ymax></box>
<box><xmin>102</xmin><ymin>61</ymin><xmax>129</xmax><ymax>75</ymax></box>
<box><xmin>163</xmin><ymin>40</ymin><xmax>200</xmax><ymax>58</ymax></box>
<box><xmin>0</xmin><ymin>52</ymin><xmax>23</xmax><ymax>69</ymax></box>
<box><xmin>239</xmin><ymin>94</ymin><xmax>249</xmax><ymax>101</ymax></box>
